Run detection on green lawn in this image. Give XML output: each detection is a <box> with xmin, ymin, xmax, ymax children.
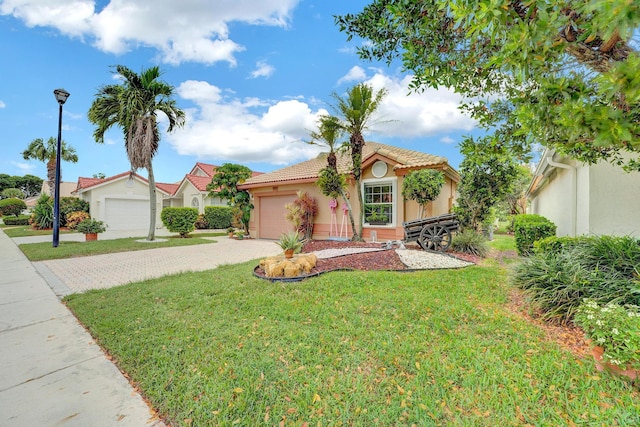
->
<box><xmin>19</xmin><ymin>234</ymin><xmax>225</xmax><ymax>261</ymax></box>
<box><xmin>1</xmin><ymin>225</ymin><xmax>72</xmax><ymax>238</ymax></box>
<box><xmin>64</xmin><ymin>252</ymin><xmax>640</xmax><ymax>426</ymax></box>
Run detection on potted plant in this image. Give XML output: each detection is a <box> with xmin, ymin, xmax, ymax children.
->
<box><xmin>574</xmin><ymin>299</ymin><xmax>640</xmax><ymax>380</ymax></box>
<box><xmin>76</xmin><ymin>218</ymin><xmax>107</xmax><ymax>241</ymax></box>
<box><xmin>227</xmin><ymin>227</ymin><xmax>235</xmax><ymax>238</ymax></box>
<box><xmin>365</xmin><ymin>207</ymin><xmax>389</xmax><ymax>225</ymax></box>
<box><xmin>276</xmin><ymin>231</ymin><xmax>306</xmax><ymax>258</ymax></box>
<box><xmin>234</xmin><ymin>230</ymin><xmax>245</xmax><ymax>240</ymax></box>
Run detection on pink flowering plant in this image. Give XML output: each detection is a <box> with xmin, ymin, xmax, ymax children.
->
<box><xmin>574</xmin><ymin>299</ymin><xmax>640</xmax><ymax>369</ymax></box>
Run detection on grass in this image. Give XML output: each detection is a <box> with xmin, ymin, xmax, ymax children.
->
<box><xmin>19</xmin><ymin>234</ymin><xmax>225</xmax><ymax>261</ymax></box>
<box><xmin>488</xmin><ymin>233</ymin><xmax>517</xmax><ymax>252</ymax></box>
<box><xmin>65</xmin><ymin>254</ymin><xmax>640</xmax><ymax>426</ymax></box>
<box><xmin>1</xmin><ymin>225</ymin><xmax>72</xmax><ymax>237</ymax></box>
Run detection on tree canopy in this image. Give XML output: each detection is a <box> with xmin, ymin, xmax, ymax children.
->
<box><xmin>22</xmin><ymin>137</ymin><xmax>78</xmax><ymax>194</ymax></box>
<box><xmin>401</xmin><ymin>169</ymin><xmax>445</xmax><ymax>219</ymax></box>
<box><xmin>207</xmin><ymin>163</ymin><xmax>254</xmax><ymax>234</ymax></box>
<box><xmin>88</xmin><ymin>65</ymin><xmax>185</xmax><ymax>240</ymax></box>
<box><xmin>336</xmin><ymin>1</ymin><xmax>640</xmax><ymax>169</ymax></box>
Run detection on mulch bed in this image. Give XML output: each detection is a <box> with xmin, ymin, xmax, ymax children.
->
<box><xmin>253</xmin><ymin>239</ymin><xmax>479</xmax><ymax>279</ymax></box>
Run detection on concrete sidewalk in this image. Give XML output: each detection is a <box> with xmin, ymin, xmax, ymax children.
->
<box><xmin>0</xmin><ymin>229</ymin><xmax>164</xmax><ymax>426</ymax></box>
<box><xmin>1</xmin><ymin>228</ymin><xmax>281</xmax><ymax>426</ymax></box>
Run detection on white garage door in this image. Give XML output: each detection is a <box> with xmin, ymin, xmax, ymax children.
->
<box><xmin>104</xmin><ymin>198</ymin><xmax>149</xmax><ymax>230</ymax></box>
<box><xmin>259</xmin><ymin>195</ymin><xmax>296</xmax><ymax>239</ymax></box>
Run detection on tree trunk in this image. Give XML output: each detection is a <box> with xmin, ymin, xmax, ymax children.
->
<box><xmin>47</xmin><ymin>157</ymin><xmax>56</xmax><ymax>195</ymax></box>
<box><xmin>146</xmin><ymin>162</ymin><xmax>156</xmax><ymax>241</ymax></box>
<box><xmin>350</xmin><ymin>132</ymin><xmax>365</xmax><ymax>242</ymax></box>
<box><xmin>340</xmin><ymin>188</ymin><xmax>358</xmax><ymax>240</ymax></box>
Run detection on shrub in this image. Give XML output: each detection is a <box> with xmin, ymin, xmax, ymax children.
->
<box><xmin>512</xmin><ymin>235</ymin><xmax>640</xmax><ymax>323</ymax></box>
<box><xmin>194</xmin><ymin>214</ymin><xmax>209</xmax><ymax>229</ymax></box>
<box><xmin>0</xmin><ymin>197</ymin><xmax>27</xmax><ymax>217</ymax></box>
<box><xmin>450</xmin><ymin>229</ymin><xmax>489</xmax><ymax>257</ymax></box>
<box><xmin>513</xmin><ymin>214</ymin><xmax>556</xmax><ymax>256</ymax></box>
<box><xmin>1</xmin><ymin>188</ymin><xmax>24</xmax><ymax>199</ymax></box>
<box><xmin>60</xmin><ymin>197</ymin><xmax>90</xmax><ymax>226</ymax></box>
<box><xmin>204</xmin><ymin>206</ymin><xmax>233</xmax><ymax>229</ymax></box>
<box><xmin>32</xmin><ymin>195</ymin><xmax>53</xmax><ymax>229</ymax></box>
<box><xmin>3</xmin><ymin>214</ymin><xmax>30</xmax><ymax>225</ymax></box>
<box><xmin>533</xmin><ymin>235</ymin><xmax>592</xmax><ymax>255</ymax></box>
<box><xmin>161</xmin><ymin>207</ymin><xmax>199</xmax><ymax>237</ymax></box>
<box><xmin>66</xmin><ymin>211</ymin><xmax>91</xmax><ymax>230</ymax></box>
<box><xmin>76</xmin><ymin>218</ymin><xmax>107</xmax><ymax>234</ymax></box>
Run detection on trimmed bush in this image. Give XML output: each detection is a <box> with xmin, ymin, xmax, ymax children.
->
<box><xmin>66</xmin><ymin>211</ymin><xmax>91</xmax><ymax>230</ymax></box>
<box><xmin>533</xmin><ymin>235</ymin><xmax>592</xmax><ymax>255</ymax></box>
<box><xmin>32</xmin><ymin>195</ymin><xmax>53</xmax><ymax>229</ymax></box>
<box><xmin>512</xmin><ymin>235</ymin><xmax>640</xmax><ymax>323</ymax></box>
<box><xmin>204</xmin><ymin>206</ymin><xmax>233</xmax><ymax>229</ymax></box>
<box><xmin>60</xmin><ymin>197</ymin><xmax>90</xmax><ymax>226</ymax></box>
<box><xmin>0</xmin><ymin>197</ymin><xmax>27</xmax><ymax>217</ymax></box>
<box><xmin>3</xmin><ymin>215</ymin><xmax>30</xmax><ymax>225</ymax></box>
<box><xmin>450</xmin><ymin>230</ymin><xmax>489</xmax><ymax>257</ymax></box>
<box><xmin>161</xmin><ymin>207</ymin><xmax>199</xmax><ymax>237</ymax></box>
<box><xmin>194</xmin><ymin>214</ymin><xmax>209</xmax><ymax>229</ymax></box>
<box><xmin>514</xmin><ymin>214</ymin><xmax>556</xmax><ymax>256</ymax></box>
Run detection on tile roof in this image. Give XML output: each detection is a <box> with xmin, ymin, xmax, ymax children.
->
<box><xmin>156</xmin><ymin>182</ymin><xmax>180</xmax><ymax>194</ymax></box>
<box><xmin>240</xmin><ymin>141</ymin><xmax>452</xmax><ymax>187</ymax></box>
<box><xmin>186</xmin><ymin>174</ymin><xmax>213</xmax><ymax>192</ymax></box>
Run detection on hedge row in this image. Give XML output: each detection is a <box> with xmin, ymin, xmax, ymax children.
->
<box><xmin>513</xmin><ymin>214</ymin><xmax>557</xmax><ymax>256</ymax></box>
<box><xmin>204</xmin><ymin>206</ymin><xmax>233</xmax><ymax>229</ymax></box>
<box><xmin>2</xmin><ymin>214</ymin><xmax>30</xmax><ymax>225</ymax></box>
<box><xmin>161</xmin><ymin>207</ymin><xmax>199</xmax><ymax>237</ymax></box>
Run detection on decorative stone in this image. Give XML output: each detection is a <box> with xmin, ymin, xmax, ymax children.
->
<box><xmin>260</xmin><ymin>253</ymin><xmax>318</xmax><ymax>278</ymax></box>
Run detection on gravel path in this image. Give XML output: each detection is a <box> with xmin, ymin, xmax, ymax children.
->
<box><xmin>312</xmin><ymin>246</ymin><xmax>473</xmax><ymax>269</ymax></box>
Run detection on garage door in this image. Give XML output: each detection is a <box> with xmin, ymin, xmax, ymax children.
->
<box><xmin>259</xmin><ymin>195</ymin><xmax>296</xmax><ymax>239</ymax></box>
<box><xmin>104</xmin><ymin>198</ymin><xmax>149</xmax><ymax>230</ymax></box>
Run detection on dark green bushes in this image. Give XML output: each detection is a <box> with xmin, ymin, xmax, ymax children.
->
<box><xmin>204</xmin><ymin>206</ymin><xmax>233</xmax><ymax>229</ymax></box>
<box><xmin>161</xmin><ymin>207</ymin><xmax>199</xmax><ymax>237</ymax></box>
<box><xmin>32</xmin><ymin>195</ymin><xmax>53</xmax><ymax>229</ymax></box>
<box><xmin>0</xmin><ymin>197</ymin><xmax>27</xmax><ymax>217</ymax></box>
<box><xmin>3</xmin><ymin>215</ymin><xmax>30</xmax><ymax>225</ymax></box>
<box><xmin>512</xmin><ymin>235</ymin><xmax>640</xmax><ymax>323</ymax></box>
<box><xmin>60</xmin><ymin>197</ymin><xmax>90</xmax><ymax>225</ymax></box>
<box><xmin>514</xmin><ymin>214</ymin><xmax>556</xmax><ymax>256</ymax></box>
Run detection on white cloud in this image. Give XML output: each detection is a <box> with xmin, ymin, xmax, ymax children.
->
<box><xmin>168</xmin><ymin>80</ymin><xmax>327</xmax><ymax>165</ymax></box>
<box><xmin>168</xmin><ymin>71</ymin><xmax>477</xmax><ymax>167</ymax></box>
<box><xmin>337</xmin><ymin>66</ymin><xmax>366</xmax><ymax>85</ymax></box>
<box><xmin>1</xmin><ymin>0</ymin><xmax>300</xmax><ymax>65</ymax></box>
<box><xmin>0</xmin><ymin>100</ymin><xmax>5</xmax><ymax>108</ymax></box>
<box><xmin>362</xmin><ymin>73</ymin><xmax>477</xmax><ymax>138</ymax></box>
<box><xmin>11</xmin><ymin>161</ymin><xmax>35</xmax><ymax>173</ymax></box>
<box><xmin>249</xmin><ymin>60</ymin><xmax>275</xmax><ymax>79</ymax></box>
<box><xmin>440</xmin><ymin>136</ymin><xmax>456</xmax><ymax>144</ymax></box>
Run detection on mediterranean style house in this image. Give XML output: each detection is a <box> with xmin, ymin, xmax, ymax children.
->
<box><xmin>239</xmin><ymin>141</ymin><xmax>460</xmax><ymax>240</ymax></box>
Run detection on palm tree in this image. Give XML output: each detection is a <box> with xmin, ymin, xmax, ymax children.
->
<box><xmin>22</xmin><ymin>137</ymin><xmax>78</xmax><ymax>195</ymax></box>
<box><xmin>88</xmin><ymin>65</ymin><xmax>185</xmax><ymax>240</ymax></box>
<box><xmin>331</xmin><ymin>83</ymin><xmax>387</xmax><ymax>241</ymax></box>
<box><xmin>308</xmin><ymin>115</ymin><xmax>358</xmax><ymax>237</ymax></box>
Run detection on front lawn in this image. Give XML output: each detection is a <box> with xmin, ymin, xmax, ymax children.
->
<box><xmin>19</xmin><ymin>235</ymin><xmax>223</xmax><ymax>261</ymax></box>
<box><xmin>2</xmin><ymin>225</ymin><xmax>72</xmax><ymax>238</ymax></box>
<box><xmin>65</xmin><ymin>259</ymin><xmax>639</xmax><ymax>426</ymax></box>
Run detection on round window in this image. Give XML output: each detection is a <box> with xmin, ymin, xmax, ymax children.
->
<box><xmin>372</xmin><ymin>161</ymin><xmax>388</xmax><ymax>178</ymax></box>
<box><xmin>191</xmin><ymin>197</ymin><xmax>199</xmax><ymax>208</ymax></box>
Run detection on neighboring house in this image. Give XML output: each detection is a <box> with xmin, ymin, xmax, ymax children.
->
<box><xmin>527</xmin><ymin>148</ymin><xmax>640</xmax><ymax>237</ymax></box>
<box><xmin>239</xmin><ymin>141</ymin><xmax>460</xmax><ymax>240</ymax></box>
<box><xmin>25</xmin><ymin>181</ymin><xmax>78</xmax><ymax>208</ymax></box>
<box><xmin>73</xmin><ymin>162</ymin><xmax>264</xmax><ymax>230</ymax></box>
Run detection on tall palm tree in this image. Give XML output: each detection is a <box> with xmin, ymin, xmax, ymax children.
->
<box><xmin>308</xmin><ymin>115</ymin><xmax>358</xmax><ymax>237</ymax></box>
<box><xmin>331</xmin><ymin>83</ymin><xmax>387</xmax><ymax>241</ymax></box>
<box><xmin>88</xmin><ymin>65</ymin><xmax>185</xmax><ymax>241</ymax></box>
<box><xmin>22</xmin><ymin>137</ymin><xmax>78</xmax><ymax>195</ymax></box>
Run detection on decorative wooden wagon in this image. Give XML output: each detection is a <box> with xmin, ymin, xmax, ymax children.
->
<box><xmin>402</xmin><ymin>213</ymin><xmax>460</xmax><ymax>252</ymax></box>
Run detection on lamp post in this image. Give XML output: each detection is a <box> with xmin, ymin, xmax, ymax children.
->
<box><xmin>52</xmin><ymin>88</ymin><xmax>70</xmax><ymax>248</ymax></box>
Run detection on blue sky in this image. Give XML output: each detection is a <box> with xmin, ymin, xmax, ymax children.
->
<box><xmin>1</xmin><ymin>0</ymin><xmax>481</xmax><ymax>185</ymax></box>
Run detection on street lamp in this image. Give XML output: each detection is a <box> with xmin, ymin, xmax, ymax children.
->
<box><xmin>52</xmin><ymin>88</ymin><xmax>70</xmax><ymax>248</ymax></box>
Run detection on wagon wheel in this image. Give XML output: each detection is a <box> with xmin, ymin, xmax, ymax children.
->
<box><xmin>418</xmin><ymin>224</ymin><xmax>452</xmax><ymax>252</ymax></box>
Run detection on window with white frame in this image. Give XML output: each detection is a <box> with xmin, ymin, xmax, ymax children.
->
<box><xmin>191</xmin><ymin>197</ymin><xmax>200</xmax><ymax>208</ymax></box>
<box><xmin>363</xmin><ymin>179</ymin><xmax>395</xmax><ymax>224</ymax></box>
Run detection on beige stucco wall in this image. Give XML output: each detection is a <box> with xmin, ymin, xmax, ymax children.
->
<box><xmin>174</xmin><ymin>181</ymin><xmax>226</xmax><ymax>214</ymax></box>
<box><xmin>530</xmin><ymin>156</ymin><xmax>640</xmax><ymax>237</ymax></box>
<box><xmin>587</xmin><ymin>160</ymin><xmax>640</xmax><ymax>236</ymax></box>
<box><xmin>248</xmin><ymin>159</ymin><xmax>457</xmax><ymax>241</ymax></box>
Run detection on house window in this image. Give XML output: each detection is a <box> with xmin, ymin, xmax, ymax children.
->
<box><xmin>191</xmin><ymin>197</ymin><xmax>199</xmax><ymax>208</ymax></box>
<box><xmin>364</xmin><ymin>180</ymin><xmax>395</xmax><ymax>225</ymax></box>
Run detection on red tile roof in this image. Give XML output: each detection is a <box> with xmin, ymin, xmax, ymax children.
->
<box><xmin>240</xmin><ymin>141</ymin><xmax>455</xmax><ymax>188</ymax></box>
